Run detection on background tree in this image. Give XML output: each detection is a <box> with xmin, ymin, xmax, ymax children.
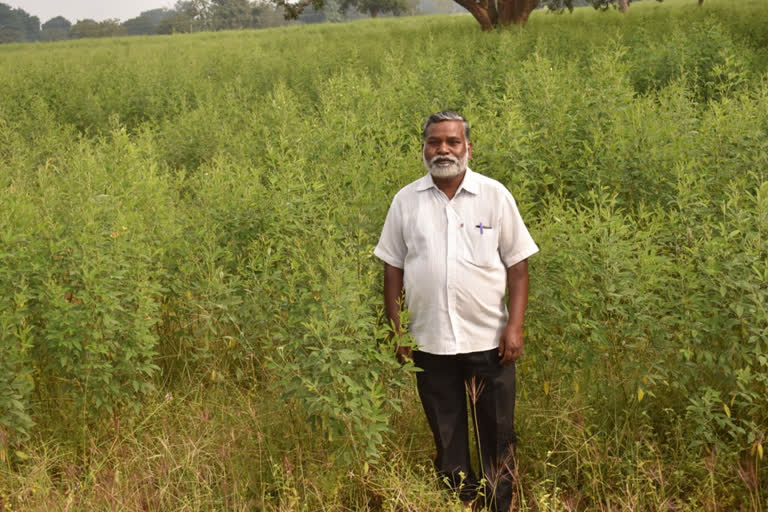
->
<box><xmin>176</xmin><ymin>0</ymin><xmax>214</xmax><ymax>30</ymax></box>
<box><xmin>69</xmin><ymin>18</ymin><xmax>100</xmax><ymax>38</ymax></box>
<box><xmin>297</xmin><ymin>3</ymin><xmax>327</xmax><ymax>22</ymax></box>
<box><xmin>40</xmin><ymin>15</ymin><xmax>71</xmax><ymax>41</ymax></box>
<box><xmin>404</xmin><ymin>0</ymin><xmax>420</xmax><ymax>15</ymax></box>
<box><xmin>122</xmin><ymin>8</ymin><xmax>174</xmax><ymax>36</ymax></box>
<box><xmin>341</xmin><ymin>0</ymin><xmax>408</xmax><ymax>17</ymax></box>
<box><xmin>277</xmin><ymin>0</ymin><xmax>531</xmax><ymax>26</ymax></box>
<box><xmin>277</xmin><ymin>0</ymin><xmax>406</xmax><ymax>20</ymax></box>
<box><xmin>588</xmin><ymin>0</ymin><xmax>681</xmax><ymax>13</ymax></box>
<box><xmin>156</xmin><ymin>0</ymin><xmax>308</xmax><ymax>32</ymax></box>
<box><xmin>454</xmin><ymin>0</ymin><xmax>672</xmax><ymax>30</ymax></box>
<box><xmin>419</xmin><ymin>0</ymin><xmax>460</xmax><ymax>14</ymax></box>
<box><xmin>252</xmin><ymin>0</ymin><xmax>297</xmax><ymax>26</ymax></box>
<box><xmin>275</xmin><ymin>0</ymin><xmax>689</xmax><ymax>30</ymax></box>
<box><xmin>589</xmin><ymin>0</ymin><xmax>631</xmax><ymax>11</ymax></box>
<box><xmin>98</xmin><ymin>18</ymin><xmax>125</xmax><ymax>37</ymax></box>
<box><xmin>212</xmin><ymin>0</ymin><xmax>256</xmax><ymax>29</ymax></box>
<box><xmin>156</xmin><ymin>11</ymin><xmax>195</xmax><ymax>33</ymax></box>
<box><xmin>70</xmin><ymin>18</ymin><xmax>125</xmax><ymax>38</ymax></box>
<box><xmin>456</xmin><ymin>0</ymin><xmax>540</xmax><ymax>28</ymax></box>
<box><xmin>322</xmin><ymin>0</ymin><xmax>345</xmax><ymax>21</ymax></box>
<box><xmin>0</xmin><ymin>3</ymin><xmax>40</xmax><ymax>43</ymax></box>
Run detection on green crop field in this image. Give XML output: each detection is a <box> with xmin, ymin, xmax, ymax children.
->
<box><xmin>1</xmin><ymin>0</ymin><xmax>766</xmax><ymax>509</ymax></box>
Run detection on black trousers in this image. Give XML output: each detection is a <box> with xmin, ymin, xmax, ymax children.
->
<box><xmin>414</xmin><ymin>349</ymin><xmax>516</xmax><ymax>512</ymax></box>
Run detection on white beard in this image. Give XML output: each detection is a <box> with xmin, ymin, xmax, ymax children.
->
<box><xmin>423</xmin><ymin>149</ymin><xmax>468</xmax><ymax>179</ymax></box>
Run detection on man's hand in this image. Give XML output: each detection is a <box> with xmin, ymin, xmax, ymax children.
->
<box><xmin>395</xmin><ymin>344</ymin><xmax>413</xmax><ymax>365</ymax></box>
<box><xmin>384</xmin><ymin>263</ymin><xmax>408</xmax><ymax>364</ymax></box>
<box><xmin>389</xmin><ymin>329</ymin><xmax>412</xmax><ymax>365</ymax></box>
<box><xmin>498</xmin><ymin>324</ymin><xmax>523</xmax><ymax>366</ymax></box>
<box><xmin>501</xmin><ymin>259</ymin><xmax>529</xmax><ymax>366</ymax></box>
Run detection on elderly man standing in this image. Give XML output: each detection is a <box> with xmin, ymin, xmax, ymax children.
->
<box><xmin>374</xmin><ymin>111</ymin><xmax>539</xmax><ymax>511</ymax></box>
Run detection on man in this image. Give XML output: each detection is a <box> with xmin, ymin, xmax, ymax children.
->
<box><xmin>374</xmin><ymin>111</ymin><xmax>539</xmax><ymax>511</ymax></box>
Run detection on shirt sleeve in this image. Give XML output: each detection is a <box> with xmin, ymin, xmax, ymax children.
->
<box><xmin>374</xmin><ymin>194</ymin><xmax>407</xmax><ymax>269</ymax></box>
<box><xmin>498</xmin><ymin>189</ymin><xmax>539</xmax><ymax>268</ymax></box>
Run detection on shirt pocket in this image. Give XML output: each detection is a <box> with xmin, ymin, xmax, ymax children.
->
<box><xmin>462</xmin><ymin>223</ymin><xmax>500</xmax><ymax>267</ymax></box>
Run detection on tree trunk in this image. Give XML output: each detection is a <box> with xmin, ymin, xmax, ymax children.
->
<box><xmin>454</xmin><ymin>0</ymin><xmax>539</xmax><ymax>29</ymax></box>
<box><xmin>499</xmin><ymin>0</ymin><xmax>540</xmax><ymax>26</ymax></box>
<box><xmin>370</xmin><ymin>8</ymin><xmax>378</xmax><ymax>17</ymax></box>
<box><xmin>698</xmin><ymin>0</ymin><xmax>703</xmax><ymax>5</ymax></box>
<box><xmin>617</xmin><ymin>0</ymin><xmax>629</xmax><ymax>13</ymax></box>
<box><xmin>453</xmin><ymin>0</ymin><xmax>495</xmax><ymax>30</ymax></box>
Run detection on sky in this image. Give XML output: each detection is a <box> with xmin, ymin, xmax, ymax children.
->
<box><xmin>7</xmin><ymin>0</ymin><xmax>174</xmax><ymax>23</ymax></box>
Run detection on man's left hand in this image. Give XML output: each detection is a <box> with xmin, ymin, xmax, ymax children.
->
<box><xmin>498</xmin><ymin>324</ymin><xmax>523</xmax><ymax>366</ymax></box>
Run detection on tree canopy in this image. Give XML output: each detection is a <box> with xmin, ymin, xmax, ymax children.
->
<box><xmin>70</xmin><ymin>18</ymin><xmax>125</xmax><ymax>38</ymax></box>
<box><xmin>342</xmin><ymin>0</ymin><xmax>409</xmax><ymax>17</ymax></box>
<box><xmin>123</xmin><ymin>9</ymin><xmax>174</xmax><ymax>35</ymax></box>
<box><xmin>40</xmin><ymin>15</ymin><xmax>71</xmax><ymax>41</ymax></box>
<box><xmin>41</xmin><ymin>16</ymin><xmax>71</xmax><ymax>31</ymax></box>
<box><xmin>0</xmin><ymin>2</ymin><xmax>40</xmax><ymax>43</ymax></box>
<box><xmin>211</xmin><ymin>0</ymin><xmax>258</xmax><ymax>29</ymax></box>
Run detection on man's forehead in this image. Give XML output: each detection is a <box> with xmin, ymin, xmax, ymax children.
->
<box><xmin>425</xmin><ymin>120</ymin><xmax>465</xmax><ymax>139</ymax></box>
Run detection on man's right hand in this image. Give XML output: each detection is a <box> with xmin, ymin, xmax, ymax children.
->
<box><xmin>384</xmin><ymin>263</ymin><xmax>408</xmax><ymax>364</ymax></box>
<box><xmin>395</xmin><ymin>344</ymin><xmax>413</xmax><ymax>365</ymax></box>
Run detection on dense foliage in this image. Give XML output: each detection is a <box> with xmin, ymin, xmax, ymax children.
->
<box><xmin>0</xmin><ymin>0</ymin><xmax>766</xmax><ymax>509</ymax></box>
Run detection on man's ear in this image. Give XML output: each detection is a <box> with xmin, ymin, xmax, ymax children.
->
<box><xmin>467</xmin><ymin>141</ymin><xmax>473</xmax><ymax>160</ymax></box>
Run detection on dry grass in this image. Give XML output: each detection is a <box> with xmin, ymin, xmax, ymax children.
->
<box><xmin>2</xmin><ymin>382</ymin><xmax>763</xmax><ymax>512</ymax></box>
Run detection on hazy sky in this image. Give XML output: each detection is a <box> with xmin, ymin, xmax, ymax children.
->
<box><xmin>8</xmin><ymin>0</ymin><xmax>175</xmax><ymax>23</ymax></box>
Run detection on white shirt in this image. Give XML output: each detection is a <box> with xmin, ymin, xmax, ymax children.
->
<box><xmin>374</xmin><ymin>168</ymin><xmax>539</xmax><ymax>355</ymax></box>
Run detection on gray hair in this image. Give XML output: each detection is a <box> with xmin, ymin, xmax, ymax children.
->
<box><xmin>422</xmin><ymin>110</ymin><xmax>470</xmax><ymax>141</ymax></box>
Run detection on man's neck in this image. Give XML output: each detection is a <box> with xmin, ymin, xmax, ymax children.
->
<box><xmin>432</xmin><ymin>170</ymin><xmax>466</xmax><ymax>201</ymax></box>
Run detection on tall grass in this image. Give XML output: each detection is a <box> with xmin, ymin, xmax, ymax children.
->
<box><xmin>1</xmin><ymin>0</ymin><xmax>766</xmax><ymax>509</ymax></box>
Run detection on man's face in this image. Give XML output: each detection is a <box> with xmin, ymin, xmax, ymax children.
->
<box><xmin>422</xmin><ymin>120</ymin><xmax>473</xmax><ymax>179</ymax></box>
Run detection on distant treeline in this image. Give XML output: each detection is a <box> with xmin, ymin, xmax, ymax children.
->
<box><xmin>0</xmin><ymin>0</ymin><xmax>463</xmax><ymax>43</ymax></box>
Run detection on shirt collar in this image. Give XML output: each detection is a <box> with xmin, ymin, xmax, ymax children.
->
<box><xmin>416</xmin><ymin>167</ymin><xmax>479</xmax><ymax>195</ymax></box>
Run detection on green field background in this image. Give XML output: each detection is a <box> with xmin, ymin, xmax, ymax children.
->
<box><xmin>1</xmin><ymin>0</ymin><xmax>767</xmax><ymax>509</ymax></box>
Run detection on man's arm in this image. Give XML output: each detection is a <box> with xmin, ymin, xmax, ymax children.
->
<box><xmin>384</xmin><ymin>263</ymin><xmax>410</xmax><ymax>364</ymax></box>
<box><xmin>499</xmin><ymin>259</ymin><xmax>529</xmax><ymax>366</ymax></box>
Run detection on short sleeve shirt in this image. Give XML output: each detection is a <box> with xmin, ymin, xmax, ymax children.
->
<box><xmin>374</xmin><ymin>168</ymin><xmax>539</xmax><ymax>355</ymax></box>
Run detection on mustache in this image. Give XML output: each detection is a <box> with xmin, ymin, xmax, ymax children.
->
<box><xmin>428</xmin><ymin>154</ymin><xmax>459</xmax><ymax>165</ymax></box>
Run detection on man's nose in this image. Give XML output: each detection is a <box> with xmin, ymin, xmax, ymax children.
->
<box><xmin>437</xmin><ymin>142</ymin><xmax>450</xmax><ymax>154</ymax></box>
